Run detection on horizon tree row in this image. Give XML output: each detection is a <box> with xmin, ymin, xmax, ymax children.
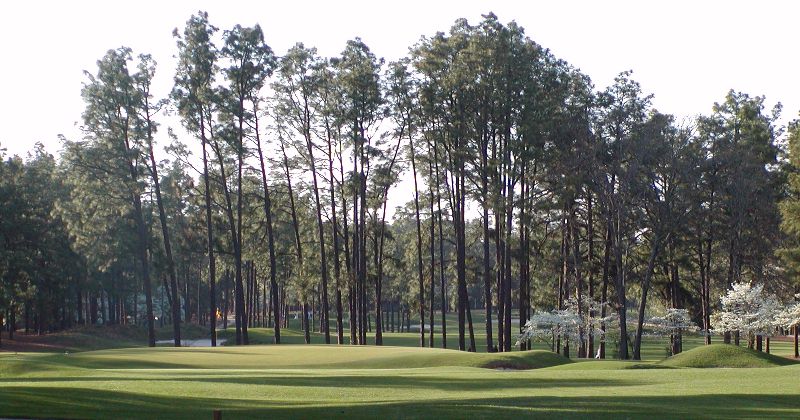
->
<box><xmin>2</xmin><ymin>12</ymin><xmax>798</xmax><ymax>359</ymax></box>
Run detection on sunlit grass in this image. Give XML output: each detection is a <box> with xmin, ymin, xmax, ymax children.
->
<box><xmin>1</xmin><ymin>344</ymin><xmax>799</xmax><ymax>419</ymax></box>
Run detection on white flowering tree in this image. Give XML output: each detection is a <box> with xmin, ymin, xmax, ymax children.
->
<box><xmin>644</xmin><ymin>308</ymin><xmax>697</xmax><ymax>355</ymax></box>
<box><xmin>517</xmin><ymin>295</ymin><xmax>615</xmax><ymax>358</ymax></box>
<box><xmin>711</xmin><ymin>282</ymin><xmax>781</xmax><ymax>351</ymax></box>
<box><xmin>776</xmin><ymin>297</ymin><xmax>800</xmax><ymax>358</ymax></box>
<box><xmin>517</xmin><ymin>309</ymin><xmax>581</xmax><ymax>344</ymax></box>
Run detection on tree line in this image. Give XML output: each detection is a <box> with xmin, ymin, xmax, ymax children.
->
<box><xmin>2</xmin><ymin>12</ymin><xmax>799</xmax><ymax>359</ymax></box>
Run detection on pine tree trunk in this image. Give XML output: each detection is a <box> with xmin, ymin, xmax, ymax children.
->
<box><xmin>481</xmin><ymin>156</ymin><xmax>493</xmax><ymax>352</ymax></box>
<box><xmin>433</xmin><ymin>143</ymin><xmax>447</xmax><ymax>349</ymax></box>
<box><xmin>409</xmin><ymin>135</ymin><xmax>425</xmax><ymax>347</ymax></box>
<box><xmin>200</xmin><ymin>114</ymin><xmax>217</xmax><ymax>346</ymax></box>
<box><xmin>254</xmin><ymin>109</ymin><xmax>280</xmax><ymax>344</ymax></box>
<box><xmin>587</xmin><ymin>192</ymin><xmax>595</xmax><ymax>357</ymax></box>
<box><xmin>633</xmin><ymin>235</ymin><xmax>663</xmax><ymax>360</ymax></box>
<box><xmin>614</xmin><ymin>211</ymin><xmax>628</xmax><ymax>360</ymax></box>
<box><xmin>502</xmin><ymin>176</ymin><xmax>514</xmax><ymax>353</ymax></box>
<box><xmin>424</xmin><ymin>144</ymin><xmax>437</xmax><ymax>348</ymax></box>
<box><xmin>235</xmin><ymin>107</ymin><xmax>248</xmax><ymax>345</ymax></box>
<box><xmin>303</xmin><ymin>122</ymin><xmax>331</xmax><ymax>344</ymax></box>
<box><xmin>326</xmin><ymin>129</ymin><xmax>344</xmax><ymax>345</ymax></box>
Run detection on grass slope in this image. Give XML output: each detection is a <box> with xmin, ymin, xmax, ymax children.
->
<box><xmin>0</xmin><ymin>324</ymin><xmax>210</xmax><ymax>352</ymax></box>
<box><xmin>660</xmin><ymin>344</ymin><xmax>798</xmax><ymax>368</ymax></box>
<box><xmin>5</xmin><ymin>315</ymin><xmax>798</xmax><ymax>361</ymax></box>
<box><xmin>1</xmin><ymin>345</ymin><xmax>800</xmax><ymax>419</ymax></box>
<box><xmin>0</xmin><ymin>345</ymin><xmax>569</xmax><ymax>372</ymax></box>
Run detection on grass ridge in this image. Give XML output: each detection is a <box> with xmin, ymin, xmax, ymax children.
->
<box><xmin>660</xmin><ymin>343</ymin><xmax>798</xmax><ymax>368</ymax></box>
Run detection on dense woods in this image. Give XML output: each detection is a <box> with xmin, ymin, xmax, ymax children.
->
<box><xmin>2</xmin><ymin>12</ymin><xmax>799</xmax><ymax>359</ymax></box>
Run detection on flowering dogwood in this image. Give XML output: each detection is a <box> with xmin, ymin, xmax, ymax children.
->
<box><xmin>711</xmin><ymin>282</ymin><xmax>781</xmax><ymax>337</ymax></box>
<box><xmin>776</xmin><ymin>296</ymin><xmax>800</xmax><ymax>329</ymax></box>
<box><xmin>517</xmin><ymin>295</ymin><xmax>616</xmax><ymax>348</ymax></box>
<box><xmin>644</xmin><ymin>308</ymin><xmax>698</xmax><ymax>337</ymax></box>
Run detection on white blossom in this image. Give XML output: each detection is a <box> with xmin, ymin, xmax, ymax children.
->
<box><xmin>644</xmin><ymin>308</ymin><xmax>697</xmax><ymax>337</ymax></box>
<box><xmin>776</xmin><ymin>299</ymin><xmax>800</xmax><ymax>329</ymax></box>
<box><xmin>711</xmin><ymin>282</ymin><xmax>781</xmax><ymax>337</ymax></box>
<box><xmin>517</xmin><ymin>295</ymin><xmax>616</xmax><ymax>347</ymax></box>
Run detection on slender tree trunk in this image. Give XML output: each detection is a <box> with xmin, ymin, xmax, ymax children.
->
<box><xmin>373</xmin><ymin>133</ymin><xmax>404</xmax><ymax>345</ymax></box>
<box><xmin>614</xmin><ymin>227</ymin><xmax>627</xmax><ymax>360</ymax></box>
<box><xmin>352</xmin><ymin>124</ymin><xmax>362</xmax><ymax>344</ymax></box>
<box><xmin>422</xmin><ymin>134</ymin><xmax>437</xmax><ymax>349</ymax></box>
<box><xmin>326</xmin><ymin>128</ymin><xmax>344</xmax><ymax>345</ymax></box>
<box><xmin>561</xmin><ymin>208</ymin><xmax>571</xmax><ymax>358</ymax></box>
<box><xmin>587</xmin><ymin>192</ymin><xmax>595</xmax><ymax>357</ymax></box>
<box><xmin>199</xmin><ymin>114</ymin><xmax>217</xmax><ymax>346</ymax></box>
<box><xmin>302</xmin><ymin>116</ymin><xmax>331</xmax><ymax>344</ymax></box>
<box><xmin>599</xmin><ymin>209</ymin><xmax>612</xmax><ymax>358</ymax></box>
<box><xmin>570</xmin><ymin>204</ymin><xmax>584</xmax><ymax>358</ymax></box>
<box><xmin>337</xmin><ymin>135</ymin><xmax>355</xmax><ymax>345</ymax></box>
<box><xmin>409</xmin><ymin>135</ymin><xmax>426</xmax><ymax>347</ymax></box>
<box><xmin>433</xmin><ymin>142</ymin><xmax>447</xmax><ymax>349</ymax></box>
<box><xmin>609</xmin><ymin>171</ymin><xmax>628</xmax><ymax>360</ymax></box>
<box><xmin>669</xmin><ymin>240</ymin><xmax>682</xmax><ymax>355</ymax></box>
<box><xmin>466</xmin><ymin>296</ymin><xmax>476</xmax><ymax>352</ymax></box>
<box><xmin>481</xmin><ymin>152</ymin><xmax>493</xmax><ymax>352</ymax></box>
<box><xmin>303</xmin><ymin>301</ymin><xmax>310</xmax><ymax>344</ymax></box>
<box><xmin>633</xmin><ymin>235</ymin><xmax>663</xmax><ymax>360</ymax></box>
<box><xmin>280</xmin><ymin>138</ymin><xmax>305</xmax><ymax>342</ymax></box>
<box><xmin>142</xmin><ymin>99</ymin><xmax>181</xmax><ymax>347</ymax></box>
<box><xmin>519</xmin><ymin>173</ymin><xmax>529</xmax><ymax>351</ymax></box>
<box><xmin>223</xmin><ymin>271</ymin><xmax>229</xmax><ymax>330</ymax></box>
<box><xmin>235</xmin><ymin>101</ymin><xmax>248</xmax><ymax>345</ymax></box>
<box><xmin>122</xmin><ymin>130</ymin><xmax>156</xmax><ymax>347</ymax></box>
<box><xmin>210</xmin><ymin>137</ymin><xmax>244</xmax><ymax>344</ymax></box>
<box><xmin>502</xmin><ymin>176</ymin><xmax>514</xmax><ymax>353</ymax></box>
<box><xmin>457</xmin><ymin>168</ymin><xmax>468</xmax><ymax>352</ymax></box>
<box><xmin>359</xmin><ymin>128</ymin><xmax>368</xmax><ymax>346</ymax></box>
<box><xmin>254</xmin><ymin>108</ymin><xmax>280</xmax><ymax>344</ymax></box>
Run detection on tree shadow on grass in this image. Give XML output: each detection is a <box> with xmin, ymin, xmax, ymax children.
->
<box><xmin>0</xmin><ymin>374</ymin><xmax>640</xmax><ymax>391</ymax></box>
<box><xmin>0</xmin><ymin>387</ymin><xmax>797</xmax><ymax>419</ymax></box>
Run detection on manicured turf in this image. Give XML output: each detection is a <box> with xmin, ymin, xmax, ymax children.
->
<box><xmin>218</xmin><ymin>310</ymin><xmax>799</xmax><ymax>361</ymax></box>
<box><xmin>660</xmin><ymin>343</ymin><xmax>798</xmax><ymax>368</ymax></box>
<box><xmin>2</xmin><ymin>345</ymin><xmax>800</xmax><ymax>419</ymax></box>
<box><xmin>0</xmin><ymin>345</ymin><xmax>569</xmax><ymax>371</ymax></box>
<box><xmin>1</xmin><ymin>323</ymin><xmax>211</xmax><ymax>352</ymax></box>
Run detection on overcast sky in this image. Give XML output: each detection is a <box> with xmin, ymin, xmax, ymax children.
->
<box><xmin>1</xmin><ymin>0</ymin><xmax>798</xmax><ymax>158</ymax></box>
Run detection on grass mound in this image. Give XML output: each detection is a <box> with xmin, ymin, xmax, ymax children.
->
<box><xmin>22</xmin><ymin>345</ymin><xmax>569</xmax><ymax>371</ymax></box>
<box><xmin>660</xmin><ymin>343</ymin><xmax>798</xmax><ymax>368</ymax></box>
<box><xmin>3</xmin><ymin>344</ymin><xmax>800</xmax><ymax>419</ymax></box>
<box><xmin>1</xmin><ymin>324</ymin><xmax>211</xmax><ymax>352</ymax></box>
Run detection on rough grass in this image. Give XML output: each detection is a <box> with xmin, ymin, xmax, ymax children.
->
<box><xmin>1</xmin><ymin>345</ymin><xmax>799</xmax><ymax>419</ymax></box>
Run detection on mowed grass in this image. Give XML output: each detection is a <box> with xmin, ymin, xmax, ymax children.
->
<box><xmin>2</xmin><ymin>323</ymin><xmax>211</xmax><ymax>352</ymax></box>
<box><xmin>222</xmin><ymin>311</ymin><xmax>799</xmax><ymax>360</ymax></box>
<box><xmin>7</xmin><ymin>309</ymin><xmax>798</xmax><ymax>360</ymax></box>
<box><xmin>2</xmin><ymin>345</ymin><xmax>800</xmax><ymax>419</ymax></box>
<box><xmin>0</xmin><ymin>345</ymin><xmax>569</xmax><ymax>372</ymax></box>
<box><xmin>661</xmin><ymin>344</ymin><xmax>798</xmax><ymax>368</ymax></box>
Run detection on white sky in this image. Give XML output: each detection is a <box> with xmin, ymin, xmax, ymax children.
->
<box><xmin>1</xmin><ymin>0</ymin><xmax>798</xmax><ymax>159</ymax></box>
